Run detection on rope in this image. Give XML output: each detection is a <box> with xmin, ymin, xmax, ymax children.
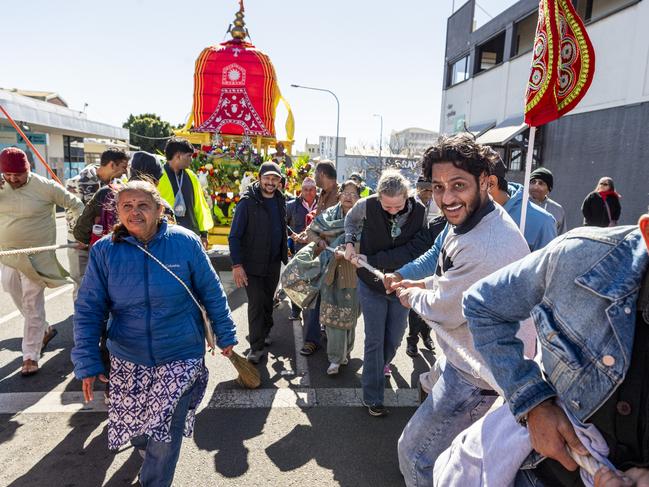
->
<box><xmin>328</xmin><ymin>246</ymin><xmax>604</xmax><ymax>476</ymax></box>
<box><xmin>0</xmin><ymin>243</ymin><xmax>77</xmax><ymax>257</ymax></box>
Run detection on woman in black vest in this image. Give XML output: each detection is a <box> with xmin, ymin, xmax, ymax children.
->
<box><xmin>343</xmin><ymin>170</ymin><xmax>425</xmax><ymax>417</ymax></box>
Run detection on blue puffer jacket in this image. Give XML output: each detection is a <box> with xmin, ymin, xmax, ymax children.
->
<box><xmin>72</xmin><ymin>220</ymin><xmax>237</xmax><ymax>379</ymax></box>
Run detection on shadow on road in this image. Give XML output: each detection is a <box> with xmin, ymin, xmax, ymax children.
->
<box><xmin>7</xmin><ymin>412</ymin><xmax>140</xmax><ymax>487</ymax></box>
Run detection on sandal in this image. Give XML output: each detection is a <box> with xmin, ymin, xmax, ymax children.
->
<box><xmin>41</xmin><ymin>327</ymin><xmax>58</xmax><ymax>353</ymax></box>
<box><xmin>21</xmin><ymin>359</ymin><xmax>39</xmax><ymax>376</ymax></box>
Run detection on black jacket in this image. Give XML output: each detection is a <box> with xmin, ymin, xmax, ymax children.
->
<box><xmin>581</xmin><ymin>191</ymin><xmax>621</xmax><ymax>227</ymax></box>
<box><xmin>229</xmin><ymin>182</ymin><xmax>288</xmax><ymax>276</ymax></box>
<box><xmin>358</xmin><ymin>195</ymin><xmax>425</xmax><ymax>292</ymax></box>
<box><xmin>367</xmin><ymin>215</ymin><xmax>447</xmax><ymax>271</ymax></box>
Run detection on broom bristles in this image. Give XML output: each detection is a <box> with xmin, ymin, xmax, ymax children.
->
<box><xmin>228</xmin><ymin>351</ymin><xmax>261</xmax><ymax>389</ymax></box>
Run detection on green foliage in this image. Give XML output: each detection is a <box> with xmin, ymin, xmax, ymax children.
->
<box><xmin>123</xmin><ymin>113</ymin><xmax>173</xmax><ymax>153</ymax></box>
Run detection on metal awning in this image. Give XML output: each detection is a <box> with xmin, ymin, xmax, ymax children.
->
<box><xmin>476</xmin><ymin>121</ymin><xmax>527</xmax><ymax>146</ymax></box>
<box><xmin>0</xmin><ymin>89</ymin><xmax>129</xmax><ymax>140</ymax></box>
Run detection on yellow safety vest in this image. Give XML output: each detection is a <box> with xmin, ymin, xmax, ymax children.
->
<box><xmin>158</xmin><ymin>169</ymin><xmax>214</xmax><ymax>232</ymax></box>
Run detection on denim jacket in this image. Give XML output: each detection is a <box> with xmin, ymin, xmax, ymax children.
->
<box><xmin>463</xmin><ymin>225</ymin><xmax>648</xmax><ymax>423</ymax></box>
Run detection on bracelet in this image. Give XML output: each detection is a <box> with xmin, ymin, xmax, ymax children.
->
<box><xmin>232</xmin><ymin>264</ymin><xmax>242</xmax><ymax>269</ymax></box>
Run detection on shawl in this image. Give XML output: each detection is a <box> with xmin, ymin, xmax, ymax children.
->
<box><xmin>281</xmin><ymin>204</ymin><xmax>360</xmax><ymax>329</ymax></box>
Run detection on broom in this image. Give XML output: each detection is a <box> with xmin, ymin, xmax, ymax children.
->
<box><xmin>228</xmin><ymin>351</ymin><xmax>261</xmax><ymax>389</ymax></box>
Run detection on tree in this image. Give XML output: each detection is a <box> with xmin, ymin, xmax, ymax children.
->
<box><xmin>123</xmin><ymin>113</ymin><xmax>174</xmax><ymax>154</ymax></box>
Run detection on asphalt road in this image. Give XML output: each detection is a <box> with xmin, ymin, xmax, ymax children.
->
<box><xmin>0</xmin><ymin>216</ymin><xmax>436</xmax><ymax>486</ymax></box>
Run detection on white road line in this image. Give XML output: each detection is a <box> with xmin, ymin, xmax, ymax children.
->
<box><xmin>0</xmin><ymin>387</ymin><xmax>419</xmax><ymax>414</ymax></box>
<box><xmin>0</xmin><ymin>284</ymin><xmax>73</xmax><ymax>325</ymax></box>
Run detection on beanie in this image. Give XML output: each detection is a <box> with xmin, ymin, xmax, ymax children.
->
<box><xmin>0</xmin><ymin>147</ymin><xmax>30</xmax><ymax>173</ymax></box>
<box><xmin>130</xmin><ymin>151</ymin><xmax>163</xmax><ymax>181</ymax></box>
<box><xmin>530</xmin><ymin>167</ymin><xmax>553</xmax><ymax>192</ymax></box>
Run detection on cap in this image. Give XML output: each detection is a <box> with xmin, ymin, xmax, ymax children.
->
<box><xmin>301</xmin><ymin>176</ymin><xmax>316</xmax><ymax>188</ymax></box>
<box><xmin>349</xmin><ymin>172</ymin><xmax>364</xmax><ymax>182</ymax></box>
<box><xmin>416</xmin><ymin>176</ymin><xmax>432</xmax><ymax>189</ymax></box>
<box><xmin>530</xmin><ymin>167</ymin><xmax>554</xmax><ymax>192</ymax></box>
<box><xmin>0</xmin><ymin>147</ymin><xmax>30</xmax><ymax>173</ymax></box>
<box><xmin>259</xmin><ymin>161</ymin><xmax>282</xmax><ymax>178</ymax></box>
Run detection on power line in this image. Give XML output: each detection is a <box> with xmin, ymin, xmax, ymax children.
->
<box><xmin>129</xmin><ymin>132</ymin><xmax>174</xmax><ymax>140</ymax></box>
<box><xmin>475</xmin><ymin>1</ymin><xmax>493</xmax><ymax>19</ymax></box>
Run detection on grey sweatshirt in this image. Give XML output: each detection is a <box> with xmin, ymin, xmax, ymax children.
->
<box><xmin>407</xmin><ymin>203</ymin><xmax>534</xmax><ymax>389</ymax></box>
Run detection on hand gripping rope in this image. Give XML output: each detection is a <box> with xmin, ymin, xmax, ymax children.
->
<box><xmin>326</xmin><ymin>246</ymin><xmax>604</xmax><ymax>477</ymax></box>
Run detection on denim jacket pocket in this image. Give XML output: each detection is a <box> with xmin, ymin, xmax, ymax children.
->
<box><xmin>533</xmin><ymin>302</ymin><xmax>587</xmax><ymax>372</ymax></box>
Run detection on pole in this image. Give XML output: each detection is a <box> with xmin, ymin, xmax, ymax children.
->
<box><xmin>290</xmin><ymin>84</ymin><xmax>340</xmax><ymax>166</ymax></box>
<box><xmin>519</xmin><ymin>125</ymin><xmax>536</xmax><ymax>235</ymax></box>
<box><xmin>373</xmin><ymin>114</ymin><xmax>383</xmax><ymax>171</ymax></box>
<box><xmin>0</xmin><ymin>104</ymin><xmax>62</xmax><ymax>185</ymax></box>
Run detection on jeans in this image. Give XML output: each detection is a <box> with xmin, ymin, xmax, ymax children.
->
<box><xmin>397</xmin><ymin>357</ymin><xmax>497</xmax><ymax>487</ymax></box>
<box><xmin>245</xmin><ymin>261</ymin><xmax>281</xmax><ymax>351</ymax></box>
<box><xmin>303</xmin><ymin>294</ymin><xmax>321</xmax><ymax>346</ymax></box>
<box><xmin>406</xmin><ymin>310</ymin><xmax>431</xmax><ymax>347</ymax></box>
<box><xmin>130</xmin><ymin>380</ymin><xmax>197</xmax><ymax>487</ymax></box>
<box><xmin>358</xmin><ymin>280</ymin><xmax>409</xmax><ymax>406</ymax></box>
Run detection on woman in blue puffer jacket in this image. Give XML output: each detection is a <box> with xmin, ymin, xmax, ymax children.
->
<box><xmin>71</xmin><ymin>180</ymin><xmax>237</xmax><ymax>487</ymax></box>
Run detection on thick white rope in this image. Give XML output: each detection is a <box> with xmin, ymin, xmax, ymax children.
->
<box><xmin>0</xmin><ymin>243</ymin><xmax>77</xmax><ymax>257</ymax></box>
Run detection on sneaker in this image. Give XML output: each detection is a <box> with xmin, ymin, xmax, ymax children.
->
<box><xmin>362</xmin><ymin>400</ymin><xmax>388</xmax><ymax>417</ymax></box>
<box><xmin>422</xmin><ymin>337</ymin><xmax>434</xmax><ymax>351</ymax></box>
<box><xmin>246</xmin><ymin>349</ymin><xmax>263</xmax><ymax>364</ymax></box>
<box><xmin>405</xmin><ymin>344</ymin><xmax>419</xmax><ymax>358</ymax></box>
<box><xmin>264</xmin><ymin>336</ymin><xmax>273</xmax><ymax>346</ymax></box>
<box><xmin>383</xmin><ymin>364</ymin><xmax>392</xmax><ymax>377</ymax></box>
<box><xmin>299</xmin><ymin>342</ymin><xmax>318</xmax><ymax>356</ymax></box>
<box><xmin>327</xmin><ymin>362</ymin><xmax>340</xmax><ymax>375</ymax></box>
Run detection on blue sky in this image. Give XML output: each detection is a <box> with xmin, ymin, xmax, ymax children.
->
<box><xmin>2</xmin><ymin>0</ymin><xmax>515</xmax><ymax>150</ymax></box>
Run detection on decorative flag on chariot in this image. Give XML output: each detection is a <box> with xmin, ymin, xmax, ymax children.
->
<box><xmin>524</xmin><ymin>0</ymin><xmax>595</xmax><ymax>126</ymax></box>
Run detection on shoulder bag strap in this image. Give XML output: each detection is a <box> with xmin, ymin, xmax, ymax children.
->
<box><xmin>133</xmin><ymin>243</ymin><xmax>216</xmax><ymax>350</ymax></box>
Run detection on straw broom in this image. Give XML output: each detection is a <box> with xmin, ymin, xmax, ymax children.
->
<box><xmin>228</xmin><ymin>351</ymin><xmax>261</xmax><ymax>389</ymax></box>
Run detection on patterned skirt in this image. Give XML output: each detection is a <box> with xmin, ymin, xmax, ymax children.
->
<box><xmin>107</xmin><ymin>355</ymin><xmax>209</xmax><ymax>450</ymax></box>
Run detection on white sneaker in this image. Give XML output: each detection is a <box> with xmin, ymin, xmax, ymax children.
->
<box><xmin>247</xmin><ymin>349</ymin><xmax>264</xmax><ymax>364</ymax></box>
<box><xmin>327</xmin><ymin>362</ymin><xmax>340</xmax><ymax>375</ymax></box>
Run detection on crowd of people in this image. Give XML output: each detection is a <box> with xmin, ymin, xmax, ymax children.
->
<box><xmin>0</xmin><ymin>130</ymin><xmax>644</xmax><ymax>486</ymax></box>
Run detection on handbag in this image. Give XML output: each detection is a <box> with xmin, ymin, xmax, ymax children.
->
<box><xmin>133</xmin><ymin>243</ymin><xmax>216</xmax><ymax>351</ymax></box>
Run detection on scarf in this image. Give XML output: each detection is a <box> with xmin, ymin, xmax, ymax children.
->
<box><xmin>598</xmin><ymin>190</ymin><xmax>620</xmax><ymax>202</ymax></box>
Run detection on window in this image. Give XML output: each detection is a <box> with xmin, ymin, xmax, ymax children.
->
<box><xmin>575</xmin><ymin>0</ymin><xmax>639</xmax><ymax>22</ymax></box>
<box><xmin>63</xmin><ymin>135</ymin><xmax>85</xmax><ymax>179</ymax></box>
<box><xmin>503</xmin><ymin>127</ymin><xmax>543</xmax><ymax>171</ymax></box>
<box><xmin>448</xmin><ymin>55</ymin><xmax>470</xmax><ymax>86</ymax></box>
<box><xmin>475</xmin><ymin>32</ymin><xmax>506</xmax><ymax>73</ymax></box>
<box><xmin>513</xmin><ymin>12</ymin><xmax>538</xmax><ymax>56</ymax></box>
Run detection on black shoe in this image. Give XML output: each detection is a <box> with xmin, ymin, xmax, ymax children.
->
<box><xmin>299</xmin><ymin>342</ymin><xmax>318</xmax><ymax>356</ymax></box>
<box><xmin>405</xmin><ymin>344</ymin><xmax>419</xmax><ymax>358</ymax></box>
<box><xmin>362</xmin><ymin>400</ymin><xmax>388</xmax><ymax>417</ymax></box>
<box><xmin>423</xmin><ymin>338</ymin><xmax>434</xmax><ymax>351</ymax></box>
<box><xmin>288</xmin><ymin>314</ymin><xmax>301</xmax><ymax>321</ymax></box>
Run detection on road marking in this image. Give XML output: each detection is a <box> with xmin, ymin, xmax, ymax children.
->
<box><xmin>0</xmin><ymin>387</ymin><xmax>419</xmax><ymax>414</ymax></box>
<box><xmin>0</xmin><ymin>284</ymin><xmax>73</xmax><ymax>325</ymax></box>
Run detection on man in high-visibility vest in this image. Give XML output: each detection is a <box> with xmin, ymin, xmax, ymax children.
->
<box><xmin>349</xmin><ymin>172</ymin><xmax>374</xmax><ymax>198</ymax></box>
<box><xmin>158</xmin><ymin>137</ymin><xmax>213</xmax><ymax>248</ymax></box>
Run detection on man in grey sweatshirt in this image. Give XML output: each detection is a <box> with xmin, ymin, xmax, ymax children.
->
<box><xmin>392</xmin><ymin>134</ymin><xmax>536</xmax><ymax>487</ymax></box>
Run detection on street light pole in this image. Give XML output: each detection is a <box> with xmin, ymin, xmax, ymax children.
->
<box><xmin>291</xmin><ymin>84</ymin><xmax>340</xmax><ymax>166</ymax></box>
<box><xmin>373</xmin><ymin>113</ymin><xmax>383</xmax><ymax>172</ymax></box>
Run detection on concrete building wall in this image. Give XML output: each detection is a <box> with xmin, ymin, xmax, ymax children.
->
<box><xmin>442</xmin><ymin>0</ymin><xmax>649</xmax><ymax>131</ymax></box>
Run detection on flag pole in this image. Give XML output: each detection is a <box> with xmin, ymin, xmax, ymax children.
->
<box><xmin>0</xmin><ymin>104</ymin><xmax>63</xmax><ymax>185</ymax></box>
<box><xmin>518</xmin><ymin>125</ymin><xmax>536</xmax><ymax>234</ymax></box>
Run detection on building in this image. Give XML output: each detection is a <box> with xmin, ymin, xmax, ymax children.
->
<box><xmin>318</xmin><ymin>135</ymin><xmax>346</xmax><ymax>161</ymax></box>
<box><xmin>298</xmin><ymin>138</ymin><xmax>320</xmax><ymax>158</ymax></box>
<box><xmin>0</xmin><ymin>88</ymin><xmax>129</xmax><ymax>181</ymax></box>
<box><xmin>441</xmin><ymin>0</ymin><xmax>648</xmax><ymax>228</ymax></box>
<box><xmin>389</xmin><ymin>127</ymin><xmax>439</xmax><ymax>156</ymax></box>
